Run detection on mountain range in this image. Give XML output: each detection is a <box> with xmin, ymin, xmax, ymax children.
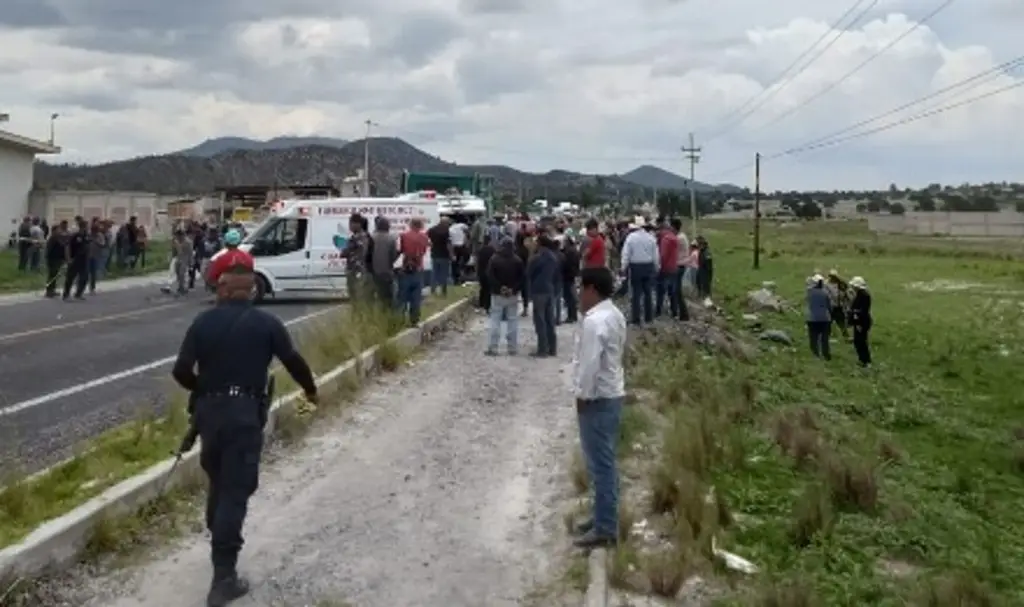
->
<box><xmin>34</xmin><ymin>136</ymin><xmax>741</xmax><ymax>198</ymax></box>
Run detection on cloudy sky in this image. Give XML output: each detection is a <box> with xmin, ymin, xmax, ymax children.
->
<box><xmin>1</xmin><ymin>0</ymin><xmax>1021</xmax><ymax>190</ymax></box>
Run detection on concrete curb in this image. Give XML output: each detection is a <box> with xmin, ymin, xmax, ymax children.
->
<box><xmin>0</xmin><ymin>274</ymin><xmax>168</xmax><ymax>307</ymax></box>
<box><xmin>0</xmin><ymin>296</ymin><xmax>473</xmax><ymax>581</ymax></box>
<box><xmin>584</xmin><ymin>548</ymin><xmax>609</xmax><ymax>607</ymax></box>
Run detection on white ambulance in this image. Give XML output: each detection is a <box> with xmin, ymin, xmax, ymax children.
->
<box><xmin>226</xmin><ymin>196</ymin><xmax>440</xmax><ymax>301</ymax></box>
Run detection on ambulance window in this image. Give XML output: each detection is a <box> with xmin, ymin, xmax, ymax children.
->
<box><xmin>251</xmin><ymin>218</ymin><xmax>308</xmax><ymax>256</ymax></box>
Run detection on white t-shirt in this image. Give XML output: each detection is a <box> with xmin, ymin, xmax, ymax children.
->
<box><xmin>450</xmin><ymin>223</ymin><xmax>469</xmax><ymax>247</ymax></box>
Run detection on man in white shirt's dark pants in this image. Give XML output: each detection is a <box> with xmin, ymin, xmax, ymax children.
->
<box><xmin>620</xmin><ymin>222</ymin><xmax>659</xmax><ymax>326</ymax></box>
<box><xmin>571</xmin><ymin>267</ymin><xmax>627</xmax><ymax>548</ymax></box>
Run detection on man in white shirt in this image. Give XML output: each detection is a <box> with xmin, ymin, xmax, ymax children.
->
<box><xmin>449</xmin><ymin>219</ymin><xmax>470</xmax><ymax>284</ymax></box>
<box><xmin>571</xmin><ymin>266</ymin><xmax>626</xmax><ymax>549</ymax></box>
<box><xmin>619</xmin><ymin>220</ymin><xmax>659</xmax><ymax>326</ymax></box>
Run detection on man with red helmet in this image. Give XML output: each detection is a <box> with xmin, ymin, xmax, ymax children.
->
<box><xmin>207</xmin><ymin>229</ymin><xmax>253</xmax><ymax>286</ymax></box>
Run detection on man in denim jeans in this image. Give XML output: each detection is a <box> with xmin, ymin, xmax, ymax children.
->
<box><xmin>571</xmin><ymin>266</ymin><xmax>627</xmax><ymax>549</ymax></box>
<box><xmin>427</xmin><ymin>217</ymin><xmax>452</xmax><ymax>296</ymax></box>
<box><xmin>484</xmin><ymin>237</ymin><xmax>525</xmax><ymax>355</ymax></box>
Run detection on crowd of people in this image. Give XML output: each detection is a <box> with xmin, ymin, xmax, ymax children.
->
<box><xmin>805</xmin><ymin>270</ymin><xmax>873</xmax><ymax>368</ymax></box>
<box><xmin>437</xmin><ymin>212</ymin><xmax>716</xmax><ymax>356</ymax></box>
<box><xmin>7</xmin><ymin>214</ymin><xmax>151</xmax><ymax>300</ymax></box>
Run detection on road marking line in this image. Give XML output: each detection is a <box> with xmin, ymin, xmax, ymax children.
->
<box><xmin>0</xmin><ymin>303</ymin><xmax>186</xmax><ymax>343</ymax></box>
<box><xmin>0</xmin><ymin>305</ymin><xmax>343</xmax><ymax>418</ymax></box>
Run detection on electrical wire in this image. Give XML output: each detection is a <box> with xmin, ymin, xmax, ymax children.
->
<box><xmin>699</xmin><ymin>76</ymin><xmax>1024</xmax><ymax>183</ymax></box>
<box><xmin>787</xmin><ymin>55</ymin><xmax>1024</xmax><ymax>151</ymax></box>
<box><xmin>701</xmin><ymin>0</ymin><xmax>879</xmax><ymax>145</ymax></box>
<box><xmin>750</xmin><ymin>0</ymin><xmax>958</xmax><ymax>133</ymax></box>
<box><xmin>776</xmin><ymin>79</ymin><xmax>1024</xmax><ymax>157</ymax></box>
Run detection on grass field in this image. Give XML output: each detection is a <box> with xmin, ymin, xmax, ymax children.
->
<box><xmin>599</xmin><ymin>219</ymin><xmax>1024</xmax><ymax>605</ymax></box>
<box><xmin>0</xmin><ymin>289</ymin><xmax>468</xmax><ymax>550</ymax></box>
<box><xmin>698</xmin><ymin>219</ymin><xmax>1024</xmax><ymax>604</ymax></box>
<box><xmin>0</xmin><ymin>241</ymin><xmax>170</xmax><ymax>293</ymax></box>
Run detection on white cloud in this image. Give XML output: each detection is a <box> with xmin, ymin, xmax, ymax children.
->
<box><xmin>1</xmin><ymin>0</ymin><xmax>1022</xmax><ymax>190</ymax></box>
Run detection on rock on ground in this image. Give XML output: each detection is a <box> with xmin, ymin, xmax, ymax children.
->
<box><xmin>49</xmin><ymin>314</ymin><xmax>579</xmax><ymax>607</ymax></box>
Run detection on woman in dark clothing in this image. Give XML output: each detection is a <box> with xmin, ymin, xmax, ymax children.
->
<box><xmin>847</xmin><ymin>276</ymin><xmax>872</xmax><ymax>368</ymax></box>
<box><xmin>476</xmin><ymin>236</ymin><xmax>496</xmax><ymax>313</ymax></box>
<box><xmin>560</xmin><ymin>237</ymin><xmax>581</xmax><ymax>323</ymax></box>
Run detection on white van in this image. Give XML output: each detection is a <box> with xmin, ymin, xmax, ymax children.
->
<box><xmin>221</xmin><ymin>196</ymin><xmax>440</xmax><ymax>301</ymax></box>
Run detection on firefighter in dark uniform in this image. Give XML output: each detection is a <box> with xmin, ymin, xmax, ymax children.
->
<box><xmin>172</xmin><ymin>265</ymin><xmax>319</xmax><ymax>607</ymax></box>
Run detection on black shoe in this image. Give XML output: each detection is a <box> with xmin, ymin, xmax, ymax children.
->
<box><xmin>572</xmin><ymin>519</ymin><xmax>594</xmax><ymax>537</ymax></box>
<box><xmin>484</xmin><ymin>349</ymin><xmax>497</xmax><ymax>356</ymax></box>
<box><xmin>207</xmin><ymin>574</ymin><xmax>250</xmax><ymax>607</ymax></box>
<box><xmin>573</xmin><ymin>530</ymin><xmax>617</xmax><ymax>549</ymax></box>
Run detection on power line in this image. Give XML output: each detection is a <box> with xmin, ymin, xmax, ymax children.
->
<box><xmin>786</xmin><ymin>55</ymin><xmax>1024</xmax><ymax>151</ymax></box>
<box><xmin>701</xmin><ymin>0</ymin><xmax>879</xmax><ymax>145</ymax></box>
<box><xmin>699</xmin><ymin>75</ymin><xmax>1024</xmax><ymax>181</ymax></box>
<box><xmin>777</xmin><ymin>80</ymin><xmax>1024</xmax><ymax>157</ymax></box>
<box><xmin>750</xmin><ymin>0</ymin><xmax>958</xmax><ymax>133</ymax></box>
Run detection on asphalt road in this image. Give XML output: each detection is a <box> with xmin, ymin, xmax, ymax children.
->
<box><xmin>0</xmin><ymin>285</ymin><xmax>342</xmax><ymax>475</ymax></box>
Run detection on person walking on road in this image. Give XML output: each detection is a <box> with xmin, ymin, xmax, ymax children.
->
<box><xmin>527</xmin><ymin>233</ymin><xmax>559</xmax><ymax>357</ymax></box>
<box><xmin>848</xmin><ymin>276</ymin><xmax>873</xmax><ymax>368</ymax></box>
<box><xmin>484</xmin><ymin>236</ymin><xmax>525</xmax><ymax>356</ymax></box>
<box><xmin>44</xmin><ymin>220</ymin><xmax>68</xmax><ymax>298</ymax></box>
<box><xmin>620</xmin><ymin>219</ymin><xmax>659</xmax><ymax>326</ymax></box>
<box><xmin>171</xmin><ymin>228</ymin><xmax>195</xmax><ymax>296</ymax></box>
<box><xmin>805</xmin><ymin>274</ymin><xmax>832</xmax><ymax>360</ymax></box>
<box><xmin>63</xmin><ymin>217</ymin><xmax>90</xmax><ymax>301</ymax></box>
<box><xmin>571</xmin><ymin>266</ymin><xmax>627</xmax><ymax>549</ymax></box>
<box><xmin>475</xmin><ymin>235</ymin><xmax>496</xmax><ymax>313</ymax></box>
<box><xmin>172</xmin><ymin>266</ymin><xmax>319</xmax><ymax>607</ymax></box>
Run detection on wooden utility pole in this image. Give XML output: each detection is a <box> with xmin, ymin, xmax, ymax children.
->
<box><xmin>753</xmin><ymin>152</ymin><xmax>762</xmax><ymax>269</ymax></box>
<box><xmin>681</xmin><ymin>133</ymin><xmax>701</xmax><ymax>235</ymax></box>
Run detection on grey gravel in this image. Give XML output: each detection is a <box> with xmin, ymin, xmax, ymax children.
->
<box><xmin>50</xmin><ymin>314</ymin><xmax>579</xmax><ymax>607</ymax></box>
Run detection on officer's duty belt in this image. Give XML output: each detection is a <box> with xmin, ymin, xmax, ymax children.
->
<box><xmin>202</xmin><ymin>386</ymin><xmax>264</xmax><ymax>398</ymax></box>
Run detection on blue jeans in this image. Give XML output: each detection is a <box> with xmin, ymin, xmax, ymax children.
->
<box><xmin>578</xmin><ymin>397</ymin><xmax>623</xmax><ymax>538</ymax></box>
<box><xmin>396</xmin><ymin>271</ymin><xmax>424</xmax><ymax>324</ymax></box>
<box><xmin>430</xmin><ymin>258</ymin><xmax>451</xmax><ymax>295</ymax></box>
<box><xmin>531</xmin><ymin>293</ymin><xmax>556</xmax><ymax>354</ymax></box>
<box><xmin>487</xmin><ymin>295</ymin><xmax>519</xmax><ymax>352</ymax></box>
<box><xmin>628</xmin><ymin>263</ymin><xmax>655</xmax><ymax>325</ymax></box>
<box><xmin>655</xmin><ymin>270</ymin><xmax>679</xmax><ymax>318</ymax></box>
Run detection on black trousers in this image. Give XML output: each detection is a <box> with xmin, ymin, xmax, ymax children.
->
<box><xmin>853</xmin><ymin>325</ymin><xmax>871</xmax><ymax>365</ymax></box>
<box><xmin>45</xmin><ymin>259</ymin><xmax>63</xmax><ymax>296</ymax></box>
<box><xmin>63</xmin><ymin>261</ymin><xmax>87</xmax><ymax>298</ymax></box>
<box><xmin>373</xmin><ymin>274</ymin><xmax>395</xmax><ymax>305</ymax></box>
<box><xmin>807</xmin><ymin>321</ymin><xmax>832</xmax><ymax>360</ymax></box>
<box><xmin>196</xmin><ymin>396</ymin><xmax>264</xmax><ymax>577</ymax></box>
<box><xmin>478</xmin><ymin>278</ymin><xmax>491</xmax><ymax>311</ymax></box>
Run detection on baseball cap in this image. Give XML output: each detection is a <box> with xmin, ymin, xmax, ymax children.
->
<box><xmin>224</xmin><ymin>229</ymin><xmax>242</xmax><ymax>246</ymax></box>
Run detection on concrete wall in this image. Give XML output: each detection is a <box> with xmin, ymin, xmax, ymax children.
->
<box><xmin>868</xmin><ymin>211</ymin><xmax>1024</xmax><ymax>238</ymax></box>
<box><xmin>28</xmin><ymin>190</ymin><xmax>182</xmax><ymax>239</ymax></box>
<box><xmin>0</xmin><ymin>146</ymin><xmax>35</xmax><ymax>237</ymax></box>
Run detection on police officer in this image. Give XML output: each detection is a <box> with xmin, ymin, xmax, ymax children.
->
<box><xmin>171</xmin><ymin>265</ymin><xmax>319</xmax><ymax>606</ymax></box>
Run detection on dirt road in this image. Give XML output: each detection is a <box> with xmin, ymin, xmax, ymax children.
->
<box><xmin>47</xmin><ymin>315</ymin><xmax>579</xmax><ymax>606</ymax></box>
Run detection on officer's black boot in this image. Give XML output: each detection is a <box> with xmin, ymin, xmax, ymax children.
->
<box><xmin>206</xmin><ymin>570</ymin><xmax>249</xmax><ymax>607</ymax></box>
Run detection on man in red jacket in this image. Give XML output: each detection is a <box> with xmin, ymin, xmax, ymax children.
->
<box><xmin>207</xmin><ymin>229</ymin><xmax>254</xmax><ymax>286</ymax></box>
<box><xmin>396</xmin><ymin>218</ymin><xmax>430</xmax><ymax>326</ymax></box>
<box><xmin>656</xmin><ymin>221</ymin><xmax>680</xmax><ymax>319</ymax></box>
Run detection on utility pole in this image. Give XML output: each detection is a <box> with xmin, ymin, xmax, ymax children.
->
<box><xmin>49</xmin><ymin>113</ymin><xmax>59</xmax><ymax>144</ymax></box>
<box><xmin>753</xmin><ymin>152</ymin><xmax>762</xmax><ymax>269</ymax></box>
<box><xmin>681</xmin><ymin>132</ymin><xmax>701</xmax><ymax>235</ymax></box>
<box><xmin>363</xmin><ymin>119</ymin><xmax>378</xmax><ymax>196</ymax></box>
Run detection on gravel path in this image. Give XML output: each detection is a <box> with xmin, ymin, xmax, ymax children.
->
<box><xmin>51</xmin><ymin>314</ymin><xmax>578</xmax><ymax>607</ymax></box>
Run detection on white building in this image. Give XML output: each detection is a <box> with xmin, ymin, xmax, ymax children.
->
<box><xmin>0</xmin><ymin>128</ymin><xmax>60</xmax><ymax>233</ymax></box>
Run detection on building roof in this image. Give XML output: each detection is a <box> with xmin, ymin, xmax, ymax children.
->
<box><xmin>0</xmin><ymin>129</ymin><xmax>60</xmax><ymax>154</ymax></box>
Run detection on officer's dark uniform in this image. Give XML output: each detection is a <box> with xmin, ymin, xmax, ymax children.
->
<box><xmin>172</xmin><ymin>297</ymin><xmax>317</xmax><ymax>606</ymax></box>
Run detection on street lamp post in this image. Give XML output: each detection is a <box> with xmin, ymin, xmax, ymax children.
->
<box><xmin>49</xmin><ymin>113</ymin><xmax>59</xmax><ymax>144</ymax></box>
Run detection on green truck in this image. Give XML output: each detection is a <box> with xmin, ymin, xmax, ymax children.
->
<box><xmin>400</xmin><ymin>171</ymin><xmax>496</xmax><ymax>216</ymax></box>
